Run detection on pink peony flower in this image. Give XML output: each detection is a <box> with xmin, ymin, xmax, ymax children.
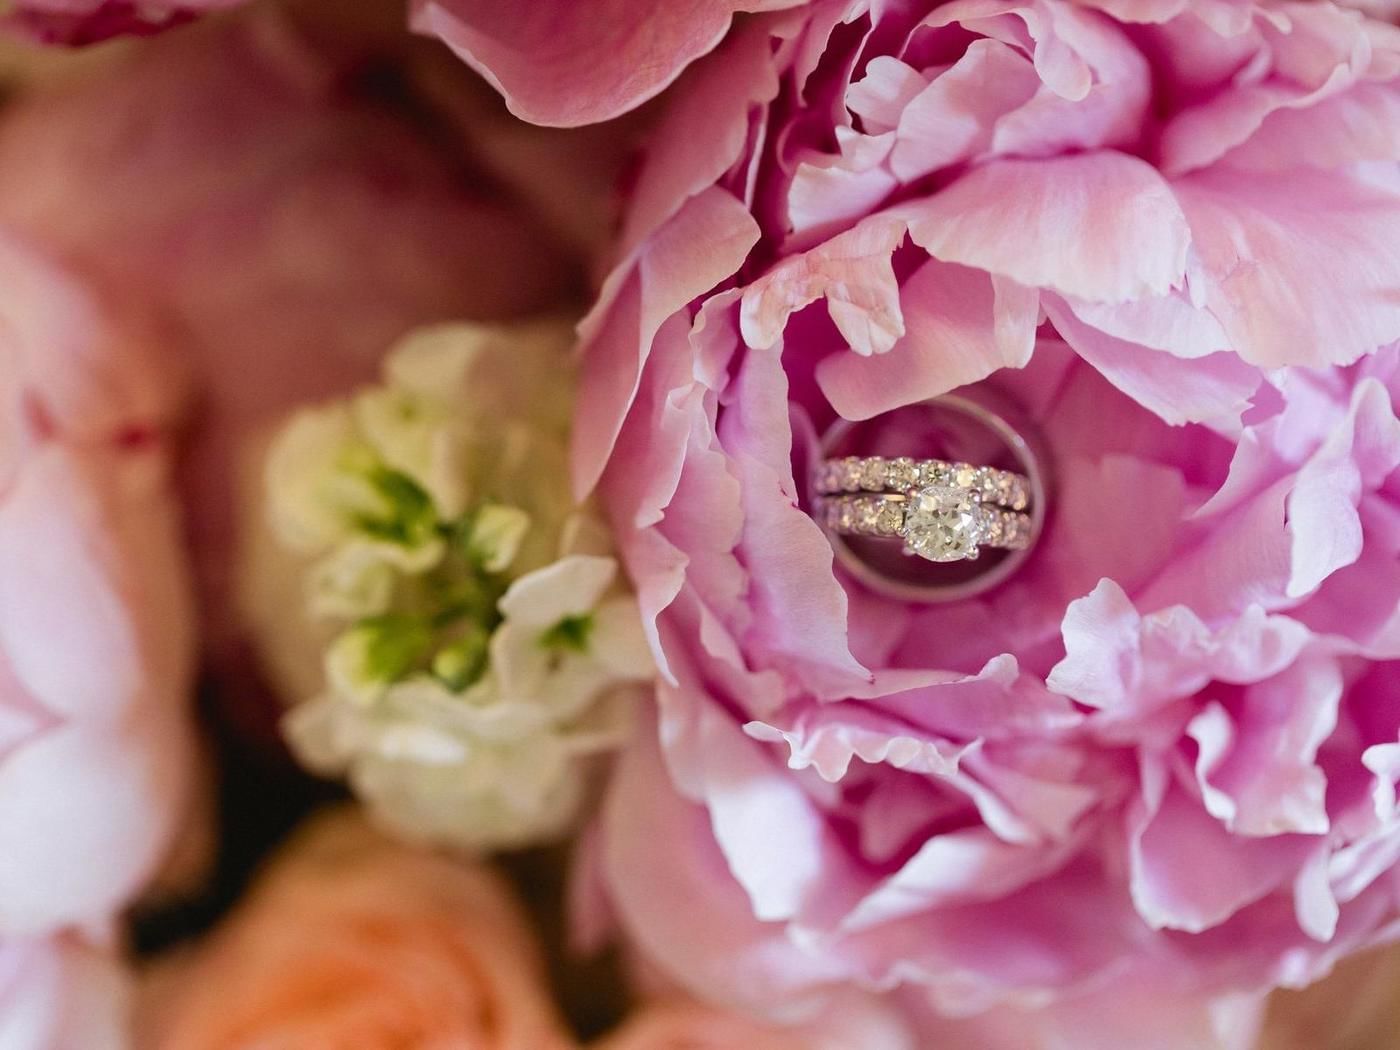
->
<box><xmin>4</xmin><ymin>0</ymin><xmax>243</xmax><ymax>45</ymax></box>
<box><xmin>0</xmin><ymin>8</ymin><xmax>584</xmax><ymax>694</ymax></box>
<box><xmin>516</xmin><ymin>0</ymin><xmax>1400</xmax><ymax>1042</ymax></box>
<box><xmin>137</xmin><ymin>809</ymin><xmax>577</xmax><ymax>1050</ymax></box>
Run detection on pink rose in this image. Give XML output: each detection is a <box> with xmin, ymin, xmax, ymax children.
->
<box><xmin>0</xmin><ymin>232</ymin><xmax>197</xmax><ymax>1047</ymax></box>
<box><xmin>503</xmin><ymin>0</ymin><xmax>1400</xmax><ymax>1042</ymax></box>
<box><xmin>3</xmin><ymin>0</ymin><xmax>243</xmax><ymax>44</ymax></box>
<box><xmin>0</xmin><ymin>934</ymin><xmax>132</xmax><ymax>1050</ymax></box>
<box><xmin>0</xmin><ymin>8</ymin><xmax>585</xmax><ymax>696</ymax></box>
<box><xmin>138</xmin><ymin>810</ymin><xmax>577</xmax><ymax>1050</ymax></box>
<box><xmin>0</xmin><ymin>233</ymin><xmax>197</xmax><ymax>938</ymax></box>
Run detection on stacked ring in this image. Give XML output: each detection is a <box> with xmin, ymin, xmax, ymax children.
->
<box><xmin>812</xmin><ymin>456</ymin><xmax>1035</xmax><ymax>564</ymax></box>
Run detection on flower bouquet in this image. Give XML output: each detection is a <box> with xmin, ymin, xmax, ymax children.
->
<box><xmin>4</xmin><ymin>0</ymin><xmax>1400</xmax><ymax>1047</ymax></box>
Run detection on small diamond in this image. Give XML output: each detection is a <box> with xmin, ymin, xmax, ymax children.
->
<box><xmin>980</xmin><ymin>509</ymin><xmax>1005</xmax><ymax>545</ymax></box>
<box><xmin>920</xmin><ymin>460</ymin><xmax>952</xmax><ymax>486</ymax></box>
<box><xmin>994</xmin><ymin>472</ymin><xmax>1016</xmax><ymax>506</ymax></box>
<box><xmin>859</xmin><ymin>457</ymin><xmax>889</xmax><ymax>491</ymax></box>
<box><xmin>901</xmin><ymin>483</ymin><xmax>982</xmax><ymax>562</ymax></box>
<box><xmin>875</xmin><ymin>500</ymin><xmax>904</xmax><ymax>534</ymax></box>
<box><xmin>835</xmin><ymin>501</ymin><xmax>856</xmax><ymax>531</ymax></box>
<box><xmin>855</xmin><ymin>499</ymin><xmax>881</xmax><ymax>532</ymax></box>
<box><xmin>953</xmin><ymin>463</ymin><xmax>980</xmax><ymax>489</ymax></box>
<box><xmin>887</xmin><ymin>457</ymin><xmax>918</xmax><ymax>492</ymax></box>
<box><xmin>976</xmin><ymin>469</ymin><xmax>999</xmax><ymax>500</ymax></box>
<box><xmin>840</xmin><ymin>457</ymin><xmax>863</xmax><ymax>492</ymax></box>
<box><xmin>1009</xmin><ymin>478</ymin><xmax>1030</xmax><ymax>511</ymax></box>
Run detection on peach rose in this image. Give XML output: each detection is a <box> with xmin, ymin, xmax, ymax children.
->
<box><xmin>139</xmin><ymin>810</ymin><xmax>578</xmax><ymax>1050</ymax></box>
<box><xmin>595</xmin><ymin>996</ymin><xmax>915</xmax><ymax>1050</ymax></box>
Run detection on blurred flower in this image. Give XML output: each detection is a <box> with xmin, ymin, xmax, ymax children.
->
<box><xmin>0</xmin><ymin>227</ymin><xmax>197</xmax><ymax>1047</ymax></box>
<box><xmin>0</xmin><ymin>232</ymin><xmax>198</xmax><ymax>938</ymax></box>
<box><xmin>0</xmin><ymin>7</ymin><xmax>582</xmax><ymax>704</ymax></box>
<box><xmin>1261</xmin><ymin>944</ymin><xmax>1400</xmax><ymax>1050</ymax></box>
<box><xmin>251</xmin><ymin>321</ymin><xmax>652</xmax><ymax>849</ymax></box>
<box><xmin>3</xmin><ymin>0</ymin><xmax>243</xmax><ymax>46</ymax></box>
<box><xmin>596</xmin><ymin>995</ymin><xmax>914</xmax><ymax>1050</ymax></box>
<box><xmin>137</xmin><ymin>809</ymin><xmax>577</xmax><ymax>1050</ymax></box>
<box><xmin>0</xmin><ymin>934</ymin><xmax>132</xmax><ymax>1050</ymax></box>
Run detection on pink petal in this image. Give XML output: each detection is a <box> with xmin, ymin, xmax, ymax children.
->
<box><xmin>602</xmin><ymin>721</ymin><xmax>853</xmax><ymax>1013</ymax></box>
<box><xmin>722</xmin><ymin>345</ymin><xmax>871</xmax><ymax>689</ymax></box>
<box><xmin>1046</xmin><ymin>297</ymin><xmax>1259</xmax><ymax>426</ymax></box>
<box><xmin>816</xmin><ymin>260</ymin><xmax>1037</xmax><ymax>420</ymax></box>
<box><xmin>740</xmin><ymin>214</ymin><xmax>908</xmax><ymax>356</ymax></box>
<box><xmin>0</xmin><ymin>936</ymin><xmax>130</xmax><ymax>1050</ymax></box>
<box><xmin>1129</xmin><ymin>765</ymin><xmax>1315</xmax><ymax>933</ymax></box>
<box><xmin>0</xmin><ymin>707</ymin><xmax>194</xmax><ymax>934</ymax></box>
<box><xmin>905</xmin><ymin>151</ymin><xmax>1190</xmax><ymax>303</ymax></box>
<box><xmin>1174</xmin><ymin>167</ymin><xmax>1400</xmax><ymax>367</ymax></box>
<box><xmin>574</xmin><ymin>187</ymin><xmax>760</xmax><ymax>497</ymax></box>
<box><xmin>0</xmin><ymin>446</ymin><xmax>192</xmax><ymax>721</ymax></box>
<box><xmin>888</xmin><ymin>39</ymin><xmax>1040</xmax><ymax>182</ymax></box>
<box><xmin>410</xmin><ymin>0</ymin><xmax>802</xmax><ymax>127</ymax></box>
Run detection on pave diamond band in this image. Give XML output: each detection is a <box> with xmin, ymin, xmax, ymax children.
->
<box><xmin>816</xmin><ymin>492</ymin><xmax>1033</xmax><ymax>563</ymax></box>
<box><xmin>813</xmin><ymin>394</ymin><xmax>1047</xmax><ymax>597</ymax></box>
<box><xmin>814</xmin><ymin>455</ymin><xmax>1031</xmax><ymax>511</ymax></box>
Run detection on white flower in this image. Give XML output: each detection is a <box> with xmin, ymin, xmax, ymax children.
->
<box><xmin>324</xmin><ymin>615</ymin><xmax>433</xmax><ymax>707</ymax></box>
<box><xmin>306</xmin><ymin>543</ymin><xmax>396</xmax><ymax>621</ymax></box>
<box><xmin>492</xmin><ymin>555</ymin><xmax>654</xmax><ymax>722</ymax></box>
<box><xmin>252</xmin><ymin>319</ymin><xmax>656</xmax><ymax>852</ymax></box>
<box><xmin>266</xmin><ymin>406</ymin><xmax>445</xmax><ymax>573</ymax></box>
<box><xmin>463</xmin><ymin>504</ymin><xmax>531</xmax><ymax>574</ymax></box>
<box><xmin>285</xmin><ymin>598</ymin><xmax>644</xmax><ymax>851</ymax></box>
<box><xmin>289</xmin><ymin>553</ymin><xmax>650</xmax><ymax>849</ymax></box>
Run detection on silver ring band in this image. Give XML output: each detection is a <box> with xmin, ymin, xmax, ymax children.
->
<box><xmin>814</xmin><ymin>456</ymin><xmax>1031</xmax><ymax>510</ymax></box>
<box><xmin>812</xmin><ymin>393</ymin><xmax>1049</xmax><ymax>598</ymax></box>
<box><xmin>816</xmin><ymin>492</ymin><xmax>1033</xmax><ymax>563</ymax></box>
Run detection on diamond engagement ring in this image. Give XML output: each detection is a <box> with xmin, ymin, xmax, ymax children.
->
<box><xmin>814</xmin><ymin>458</ymin><xmax>1033</xmax><ymax>562</ymax></box>
<box><xmin>812</xmin><ymin>394</ymin><xmax>1049</xmax><ymax>601</ymax></box>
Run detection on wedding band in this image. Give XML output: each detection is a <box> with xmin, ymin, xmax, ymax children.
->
<box><xmin>813</xmin><ymin>456</ymin><xmax>1031</xmax><ymax>510</ymax></box>
<box><xmin>815</xmin><ymin>491</ymin><xmax>1033</xmax><ymax>563</ymax></box>
<box><xmin>811</xmin><ymin>393</ymin><xmax>1049</xmax><ymax>597</ymax></box>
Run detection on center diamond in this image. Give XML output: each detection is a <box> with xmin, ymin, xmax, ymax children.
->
<box><xmin>901</xmin><ymin>483</ymin><xmax>982</xmax><ymax>562</ymax></box>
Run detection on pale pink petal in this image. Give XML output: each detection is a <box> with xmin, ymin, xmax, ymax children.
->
<box><xmin>1188</xmin><ymin>658</ymin><xmax>1341</xmax><ymax>838</ymax></box>
<box><xmin>905</xmin><ymin>151</ymin><xmax>1190</xmax><ymax>303</ymax></box>
<box><xmin>575</xmin><ymin>188</ymin><xmax>760</xmax><ymax>497</ymax></box>
<box><xmin>888</xmin><ymin>39</ymin><xmax>1040</xmax><ymax>182</ymax></box>
<box><xmin>0</xmin><ymin>936</ymin><xmax>130</xmax><ymax>1050</ymax></box>
<box><xmin>602</xmin><ymin>722</ymin><xmax>855</xmax><ymax>1014</ymax></box>
<box><xmin>1174</xmin><ymin>167</ymin><xmax>1400</xmax><ymax>367</ymax></box>
<box><xmin>722</xmin><ymin>345</ymin><xmax>871</xmax><ymax>688</ymax></box>
<box><xmin>816</xmin><ymin>260</ymin><xmax>1037</xmax><ymax>420</ymax></box>
<box><xmin>740</xmin><ymin>215</ymin><xmax>908</xmax><ymax>356</ymax></box>
<box><xmin>1045</xmin><ymin>297</ymin><xmax>1260</xmax><ymax>425</ymax></box>
<box><xmin>0</xmin><ymin>446</ymin><xmax>191</xmax><ymax>722</ymax></box>
<box><xmin>1286</xmin><ymin>379</ymin><xmax>1400</xmax><ymax>596</ymax></box>
<box><xmin>0</xmin><ymin>707</ymin><xmax>194</xmax><ymax>934</ymax></box>
<box><xmin>1130</xmin><ymin>766</ymin><xmax>1315</xmax><ymax>933</ymax></box>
